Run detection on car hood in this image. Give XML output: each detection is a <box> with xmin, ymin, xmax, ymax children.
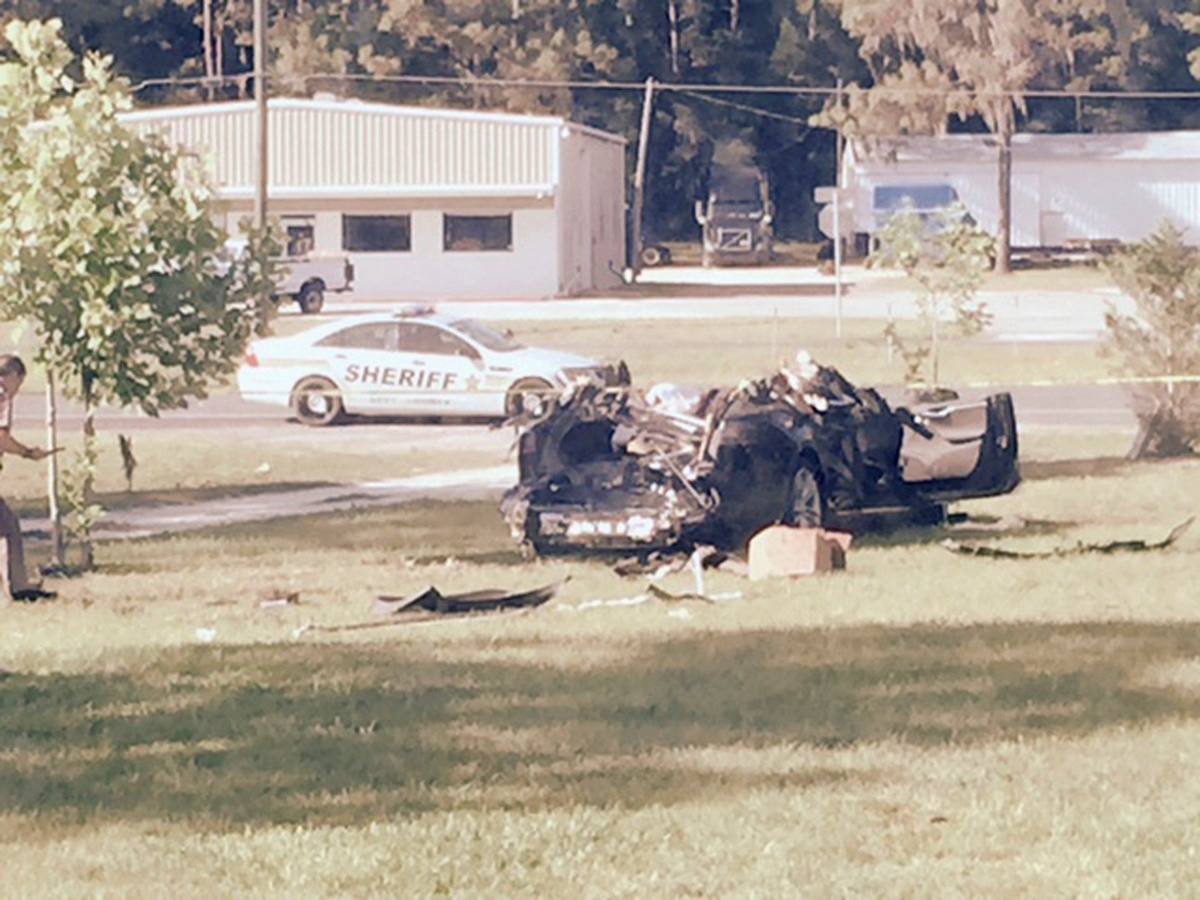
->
<box><xmin>490</xmin><ymin>347</ymin><xmax>601</xmax><ymax>373</ymax></box>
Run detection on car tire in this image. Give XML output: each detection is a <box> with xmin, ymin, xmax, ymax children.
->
<box><xmin>505</xmin><ymin>377</ymin><xmax>554</xmax><ymax>417</ymax></box>
<box><xmin>291</xmin><ymin>376</ymin><xmax>344</xmax><ymax>427</ymax></box>
<box><xmin>640</xmin><ymin>245</ymin><xmax>663</xmax><ymax>267</ymax></box>
<box><xmin>297</xmin><ymin>281</ymin><xmax>325</xmax><ymax>314</ymax></box>
<box><xmin>787</xmin><ymin>460</ymin><xmax>826</xmax><ymax>529</ymax></box>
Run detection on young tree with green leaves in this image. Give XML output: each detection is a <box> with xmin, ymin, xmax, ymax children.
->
<box><xmin>1103</xmin><ymin>223</ymin><xmax>1200</xmax><ymax>459</ymax></box>
<box><xmin>0</xmin><ymin>18</ymin><xmax>278</xmax><ymax>567</ymax></box>
<box><xmin>873</xmin><ymin>204</ymin><xmax>994</xmax><ymax>389</ymax></box>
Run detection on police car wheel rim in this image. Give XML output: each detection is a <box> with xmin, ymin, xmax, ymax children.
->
<box><xmin>305</xmin><ymin>392</ymin><xmax>329</xmax><ymax>415</ymax></box>
<box><xmin>520</xmin><ymin>391</ymin><xmax>544</xmax><ymax>416</ymax></box>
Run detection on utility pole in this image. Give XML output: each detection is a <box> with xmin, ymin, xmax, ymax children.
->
<box><xmin>630</xmin><ymin>77</ymin><xmax>655</xmax><ymax>278</ymax></box>
<box><xmin>253</xmin><ymin>0</ymin><xmax>268</xmax><ymax>230</ymax></box>
<box><xmin>834</xmin><ymin>77</ymin><xmax>844</xmax><ymax>339</ymax></box>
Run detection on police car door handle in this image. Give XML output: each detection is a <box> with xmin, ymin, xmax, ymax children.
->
<box><xmin>412</xmin><ymin>360</ymin><xmax>426</xmax><ymax>366</ymax></box>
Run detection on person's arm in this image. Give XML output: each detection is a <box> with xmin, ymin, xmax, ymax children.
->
<box><xmin>0</xmin><ymin>428</ymin><xmax>52</xmax><ymax>460</ymax></box>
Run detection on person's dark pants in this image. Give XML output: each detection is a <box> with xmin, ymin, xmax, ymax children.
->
<box><xmin>0</xmin><ymin>498</ymin><xmax>31</xmax><ymax>593</ymax></box>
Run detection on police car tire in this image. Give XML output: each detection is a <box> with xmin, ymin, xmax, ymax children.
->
<box><xmin>297</xmin><ymin>282</ymin><xmax>325</xmax><ymax>314</ymax></box>
<box><xmin>506</xmin><ymin>377</ymin><xmax>553</xmax><ymax>417</ymax></box>
<box><xmin>291</xmin><ymin>376</ymin><xmax>344</xmax><ymax>426</ymax></box>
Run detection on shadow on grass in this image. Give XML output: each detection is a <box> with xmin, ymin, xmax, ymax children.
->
<box><xmin>1021</xmin><ymin>456</ymin><xmax>1133</xmax><ymax>482</ymax></box>
<box><xmin>857</xmin><ymin>515</ymin><xmax>1077</xmax><ymax>549</ymax></box>
<box><xmin>3</xmin><ymin>620</ymin><xmax>1200</xmax><ymax>828</ymax></box>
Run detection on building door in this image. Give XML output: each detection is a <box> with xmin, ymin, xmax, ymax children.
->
<box><xmin>1011</xmin><ymin>173</ymin><xmax>1041</xmax><ymax>248</ymax></box>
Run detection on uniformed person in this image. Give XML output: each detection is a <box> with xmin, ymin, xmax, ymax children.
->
<box><xmin>0</xmin><ymin>355</ymin><xmax>57</xmax><ymax>600</ymax></box>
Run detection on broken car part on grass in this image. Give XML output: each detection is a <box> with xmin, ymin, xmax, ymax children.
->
<box><xmin>501</xmin><ymin>356</ymin><xmax>1020</xmax><ymax>557</ymax></box>
<box><xmin>941</xmin><ymin>517</ymin><xmax>1194</xmax><ymax>559</ymax></box>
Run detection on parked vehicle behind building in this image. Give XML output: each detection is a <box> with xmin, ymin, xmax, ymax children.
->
<box><xmin>694</xmin><ymin>163</ymin><xmax>774</xmax><ymax>267</ymax></box>
<box><xmin>276</xmin><ymin>254</ymin><xmax>355</xmax><ymax>314</ymax></box>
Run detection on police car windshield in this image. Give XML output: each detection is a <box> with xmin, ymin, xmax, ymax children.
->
<box><xmin>450</xmin><ymin>319</ymin><xmax>524</xmax><ymax>352</ymax></box>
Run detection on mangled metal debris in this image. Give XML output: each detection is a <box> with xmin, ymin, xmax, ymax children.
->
<box><xmin>941</xmin><ymin>517</ymin><xmax>1193</xmax><ymax>559</ymax></box>
<box><xmin>371</xmin><ymin>579</ymin><xmax>564</xmax><ymax>617</ymax></box>
<box><xmin>501</xmin><ymin>354</ymin><xmax>1020</xmax><ymax>556</ymax></box>
<box><xmin>293</xmin><ymin>580</ymin><xmax>566</xmax><ymax>636</ymax></box>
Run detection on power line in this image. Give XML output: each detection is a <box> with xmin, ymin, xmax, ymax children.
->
<box><xmin>129</xmin><ymin>70</ymin><xmax>1200</xmax><ymax>101</ymax></box>
<box><xmin>674</xmin><ymin>89</ymin><xmax>815</xmax><ymax>126</ymax></box>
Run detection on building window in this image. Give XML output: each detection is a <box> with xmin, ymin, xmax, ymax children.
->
<box><xmin>443</xmin><ymin>214</ymin><xmax>513</xmax><ymax>252</ymax></box>
<box><xmin>283</xmin><ymin>218</ymin><xmax>315</xmax><ymax>257</ymax></box>
<box><xmin>343</xmin><ymin>215</ymin><xmax>412</xmax><ymax>252</ymax></box>
<box><xmin>873</xmin><ymin>185</ymin><xmax>959</xmax><ymax>216</ymax></box>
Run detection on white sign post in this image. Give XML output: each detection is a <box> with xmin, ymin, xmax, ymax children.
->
<box><xmin>814</xmin><ymin>186</ymin><xmax>844</xmax><ymax>339</ymax></box>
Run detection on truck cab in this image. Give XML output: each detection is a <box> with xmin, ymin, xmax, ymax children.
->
<box><xmin>694</xmin><ymin>164</ymin><xmax>774</xmax><ymax>267</ymax></box>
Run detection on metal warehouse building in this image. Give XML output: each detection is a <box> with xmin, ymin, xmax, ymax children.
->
<box><xmin>819</xmin><ymin>131</ymin><xmax>1200</xmax><ymax>250</ymax></box>
<box><xmin>123</xmin><ymin>97</ymin><xmax>627</xmax><ymax>299</ymax></box>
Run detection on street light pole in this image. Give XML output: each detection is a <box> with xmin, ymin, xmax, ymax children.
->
<box><xmin>253</xmin><ymin>0</ymin><xmax>268</xmax><ymax>230</ymax></box>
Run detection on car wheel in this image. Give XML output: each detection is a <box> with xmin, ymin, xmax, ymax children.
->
<box><xmin>297</xmin><ymin>281</ymin><xmax>325</xmax><ymax>314</ymax></box>
<box><xmin>787</xmin><ymin>460</ymin><xmax>826</xmax><ymax>528</ymax></box>
<box><xmin>640</xmin><ymin>245</ymin><xmax>663</xmax><ymax>267</ymax></box>
<box><xmin>505</xmin><ymin>377</ymin><xmax>554</xmax><ymax>417</ymax></box>
<box><xmin>291</xmin><ymin>376</ymin><xmax>344</xmax><ymax>426</ymax></box>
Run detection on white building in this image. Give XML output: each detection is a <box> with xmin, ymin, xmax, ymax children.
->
<box><xmin>819</xmin><ymin>131</ymin><xmax>1200</xmax><ymax>250</ymax></box>
<box><xmin>123</xmin><ymin>97</ymin><xmax>627</xmax><ymax>299</ymax></box>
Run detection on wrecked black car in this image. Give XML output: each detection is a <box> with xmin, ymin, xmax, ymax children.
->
<box><xmin>500</xmin><ymin>358</ymin><xmax>1019</xmax><ymax>556</ymax></box>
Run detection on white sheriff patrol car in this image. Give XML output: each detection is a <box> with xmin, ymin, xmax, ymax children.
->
<box><xmin>237</xmin><ymin>306</ymin><xmax>606</xmax><ymax>426</ymax></box>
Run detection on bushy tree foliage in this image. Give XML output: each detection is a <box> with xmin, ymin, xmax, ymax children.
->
<box><xmin>1103</xmin><ymin>224</ymin><xmax>1200</xmax><ymax>459</ymax></box>
<box><xmin>874</xmin><ymin>204</ymin><xmax>994</xmax><ymax>388</ymax></box>
<box><xmin>0</xmin><ymin>18</ymin><xmax>278</xmax><ymax>563</ymax></box>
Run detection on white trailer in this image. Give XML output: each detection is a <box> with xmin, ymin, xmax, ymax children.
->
<box><xmin>818</xmin><ymin>131</ymin><xmax>1200</xmax><ymax>251</ymax></box>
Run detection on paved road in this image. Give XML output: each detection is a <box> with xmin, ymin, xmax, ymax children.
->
<box><xmin>21</xmin><ymin>465</ymin><xmax>516</xmax><ymax>541</ymax></box>
<box><xmin>14</xmin><ymin>382</ymin><xmax>1137</xmax><ymax>434</ymax></box>
<box><xmin>291</xmin><ymin>264</ymin><xmax>1130</xmax><ymax>341</ymax></box>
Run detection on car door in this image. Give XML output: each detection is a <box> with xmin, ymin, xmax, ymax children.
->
<box><xmin>392</xmin><ymin>322</ymin><xmax>488</xmax><ymax>415</ymax></box>
<box><xmin>314</xmin><ymin>322</ymin><xmax>402</xmax><ymax>414</ymax></box>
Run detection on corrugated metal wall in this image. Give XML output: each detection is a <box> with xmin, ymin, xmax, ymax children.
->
<box><xmin>126</xmin><ymin>100</ymin><xmax>560</xmax><ymax>193</ymax></box>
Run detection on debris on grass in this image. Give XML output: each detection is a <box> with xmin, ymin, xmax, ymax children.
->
<box><xmin>258</xmin><ymin>591</ymin><xmax>301</xmax><ymax>609</ymax></box>
<box><xmin>371</xmin><ymin>579</ymin><xmax>564</xmax><ymax>617</ymax></box>
<box><xmin>294</xmin><ymin>579</ymin><xmax>567</xmax><ymax>636</ymax></box>
<box><xmin>941</xmin><ymin>517</ymin><xmax>1194</xmax><ymax>559</ymax></box>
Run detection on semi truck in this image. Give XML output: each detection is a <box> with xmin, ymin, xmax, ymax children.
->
<box><xmin>694</xmin><ymin>163</ymin><xmax>774</xmax><ymax>267</ymax></box>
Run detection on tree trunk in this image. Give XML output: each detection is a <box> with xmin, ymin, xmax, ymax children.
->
<box><xmin>667</xmin><ymin>0</ymin><xmax>680</xmax><ymax>75</ymax></box>
<box><xmin>995</xmin><ymin>118</ymin><xmax>1012</xmax><ymax>275</ymax></box>
<box><xmin>203</xmin><ymin>0</ymin><xmax>215</xmax><ymax>99</ymax></box>
<box><xmin>45</xmin><ymin>373</ymin><xmax>64</xmax><ymax>569</ymax></box>
<box><xmin>80</xmin><ymin>375</ymin><xmax>96</xmax><ymax>571</ymax></box>
<box><xmin>215</xmin><ymin>6</ymin><xmax>225</xmax><ymax>92</ymax></box>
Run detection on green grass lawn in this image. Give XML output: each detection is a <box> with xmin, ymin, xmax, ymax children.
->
<box><xmin>506</xmin><ymin>317</ymin><xmax>1112</xmax><ymax>388</ymax></box>
<box><xmin>4</xmin><ymin>429</ymin><xmax>1200</xmax><ymax>895</ymax></box>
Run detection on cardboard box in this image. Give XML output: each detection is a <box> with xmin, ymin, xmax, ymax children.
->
<box><xmin>748</xmin><ymin>526</ymin><xmax>853</xmax><ymax>580</ymax></box>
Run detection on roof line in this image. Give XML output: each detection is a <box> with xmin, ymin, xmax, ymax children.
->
<box><xmin>121</xmin><ymin>96</ymin><xmax>625</xmax><ymax>142</ymax></box>
<box><xmin>218</xmin><ymin>184</ymin><xmax>558</xmax><ymax>200</ymax></box>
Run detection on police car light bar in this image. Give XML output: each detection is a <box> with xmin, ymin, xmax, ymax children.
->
<box><xmin>391</xmin><ymin>304</ymin><xmax>437</xmax><ymax>318</ymax></box>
